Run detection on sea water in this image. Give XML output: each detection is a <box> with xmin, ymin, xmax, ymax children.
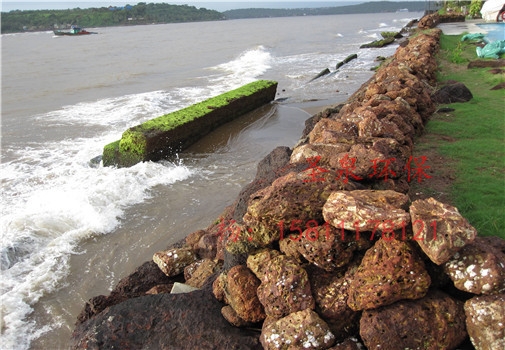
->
<box><xmin>1</xmin><ymin>12</ymin><xmax>422</xmax><ymax>349</ymax></box>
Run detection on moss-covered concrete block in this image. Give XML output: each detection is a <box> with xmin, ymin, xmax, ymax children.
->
<box><xmin>103</xmin><ymin>80</ymin><xmax>278</xmax><ymax>167</ymax></box>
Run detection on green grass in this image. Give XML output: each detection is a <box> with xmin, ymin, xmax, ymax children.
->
<box><xmin>429</xmin><ymin>34</ymin><xmax>505</xmax><ymax>237</ymax></box>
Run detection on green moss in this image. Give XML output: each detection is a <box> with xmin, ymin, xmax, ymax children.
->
<box><xmin>102</xmin><ymin>80</ymin><xmax>277</xmax><ymax>167</ymax></box>
<box><xmin>102</xmin><ymin>140</ymin><xmax>120</xmax><ymax>167</ymax></box>
<box><xmin>135</xmin><ymin>80</ymin><xmax>277</xmax><ymax>134</ymax></box>
<box><xmin>381</xmin><ymin>31</ymin><xmax>398</xmax><ymax>39</ymax></box>
<box><xmin>360</xmin><ymin>37</ymin><xmax>395</xmax><ymax>49</ymax></box>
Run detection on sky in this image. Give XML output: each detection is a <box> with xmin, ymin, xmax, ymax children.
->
<box><xmin>0</xmin><ymin>1</ymin><xmax>410</xmax><ymax>13</ymax></box>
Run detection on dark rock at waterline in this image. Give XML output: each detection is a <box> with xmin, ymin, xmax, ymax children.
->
<box><xmin>300</xmin><ymin>104</ymin><xmax>344</xmax><ymax>140</ymax></box>
<box><xmin>72</xmin><ymin>288</ymin><xmax>263</xmax><ymax>349</ymax></box>
<box><xmin>88</xmin><ymin>155</ymin><xmax>102</xmax><ymax>168</ymax></box>
<box><xmin>309</xmin><ymin>67</ymin><xmax>331</xmax><ymax>82</ymax></box>
<box><xmin>76</xmin><ymin>260</ymin><xmax>181</xmax><ymax>324</ymax></box>
<box><xmin>232</xmin><ymin>146</ymin><xmax>294</xmax><ymax>224</ymax></box>
<box><xmin>432</xmin><ymin>81</ymin><xmax>473</xmax><ymax>104</ymax></box>
<box><xmin>336</xmin><ymin>53</ymin><xmax>358</xmax><ymax>70</ymax></box>
<box><xmin>359</xmin><ymin>37</ymin><xmax>395</xmax><ymax>49</ymax></box>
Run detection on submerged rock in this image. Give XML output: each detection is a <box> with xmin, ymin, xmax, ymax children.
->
<box><xmin>360</xmin><ymin>37</ymin><xmax>395</xmax><ymax>49</ymax></box>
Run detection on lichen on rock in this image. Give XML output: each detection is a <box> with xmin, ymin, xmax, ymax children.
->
<box><xmin>260</xmin><ymin>309</ymin><xmax>335</xmax><ymax>350</ymax></box>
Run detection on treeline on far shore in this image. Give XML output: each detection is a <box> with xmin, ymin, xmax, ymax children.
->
<box><xmin>1</xmin><ymin>3</ymin><xmax>224</xmax><ymax>33</ymax></box>
<box><xmin>222</xmin><ymin>1</ymin><xmax>430</xmax><ymax>19</ymax></box>
<box><xmin>1</xmin><ymin>1</ymin><xmax>431</xmax><ymax>34</ymax></box>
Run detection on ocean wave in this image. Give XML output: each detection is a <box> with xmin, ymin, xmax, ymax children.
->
<box><xmin>0</xmin><ymin>137</ymin><xmax>193</xmax><ymax>348</ymax></box>
<box><xmin>209</xmin><ymin>45</ymin><xmax>273</xmax><ymax>87</ymax></box>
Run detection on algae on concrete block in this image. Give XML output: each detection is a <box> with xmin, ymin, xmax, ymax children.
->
<box><xmin>102</xmin><ymin>80</ymin><xmax>278</xmax><ymax>168</ymax></box>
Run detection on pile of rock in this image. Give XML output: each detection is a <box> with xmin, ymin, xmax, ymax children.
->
<box><xmin>72</xmin><ymin>27</ymin><xmax>505</xmax><ymax>350</ymax></box>
<box><xmin>152</xmin><ymin>28</ymin><xmax>505</xmax><ymax>349</ymax></box>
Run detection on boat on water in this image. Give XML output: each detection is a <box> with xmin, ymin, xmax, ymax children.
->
<box><xmin>53</xmin><ymin>26</ymin><xmax>97</xmax><ymax>36</ymax></box>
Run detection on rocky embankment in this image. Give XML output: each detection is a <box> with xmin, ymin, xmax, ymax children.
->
<box><xmin>71</xmin><ymin>18</ymin><xmax>505</xmax><ymax>350</ymax></box>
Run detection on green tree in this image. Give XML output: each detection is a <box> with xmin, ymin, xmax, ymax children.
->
<box><xmin>469</xmin><ymin>0</ymin><xmax>483</xmax><ymax>18</ymax></box>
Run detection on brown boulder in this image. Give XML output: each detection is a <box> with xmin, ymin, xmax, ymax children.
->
<box><xmin>221</xmin><ymin>305</ymin><xmax>257</xmax><ymax>328</ymax></box>
<box><xmin>360</xmin><ymin>290</ymin><xmax>467</xmax><ymax>350</ymax></box>
<box><xmin>232</xmin><ymin>146</ymin><xmax>293</xmax><ymax>223</ymax></box>
<box><xmin>283</xmin><ymin>224</ymin><xmax>357</xmax><ymax>272</ymax></box>
<box><xmin>185</xmin><ymin>229</ymin><xmax>207</xmax><ymax>248</ymax></box>
<box><xmin>327</xmin><ymin>338</ymin><xmax>363</xmax><ymax>349</ymax></box>
<box><xmin>290</xmin><ymin>143</ymin><xmax>352</xmax><ymax>166</ymax></box>
<box><xmin>153</xmin><ymin>246</ymin><xmax>198</xmax><ymax>277</ymax></box>
<box><xmin>309</xmin><ymin>267</ymin><xmax>360</xmax><ymax>340</ymax></box>
<box><xmin>224</xmin><ymin>265</ymin><xmax>266</xmax><ymax>323</ymax></box>
<box><xmin>243</xmin><ymin>170</ymin><xmax>357</xmax><ymax>246</ymax></box>
<box><xmin>196</xmin><ymin>232</ymin><xmax>220</xmax><ymax>259</ymax></box>
<box><xmin>246</xmin><ymin>248</ymin><xmax>281</xmax><ymax>280</ymax></box>
<box><xmin>357</xmin><ymin>110</ymin><xmax>409</xmax><ymax>146</ymax></box>
<box><xmin>409</xmin><ymin>197</ymin><xmax>478</xmax><ymax>265</ymax></box>
<box><xmin>184</xmin><ymin>258</ymin><xmax>222</xmax><ymax>288</ymax></box>
<box><xmin>464</xmin><ymin>294</ymin><xmax>505</xmax><ymax>350</ymax></box>
<box><xmin>308</xmin><ymin>118</ymin><xmax>358</xmax><ymax>144</ymax></box>
<box><xmin>336</xmin><ymin>138</ymin><xmax>410</xmax><ymax>183</ymax></box>
<box><xmin>323</xmin><ymin>190</ymin><xmax>410</xmax><ymax>233</ymax></box>
<box><xmin>72</xmin><ymin>290</ymin><xmax>262</xmax><ymax>349</ymax></box>
<box><xmin>347</xmin><ymin>238</ymin><xmax>431</xmax><ymax>310</ymax></box>
<box><xmin>260</xmin><ymin>309</ymin><xmax>335</xmax><ymax>350</ymax></box>
<box><xmin>250</xmin><ymin>253</ymin><xmax>315</xmax><ymax>319</ymax></box>
<box><xmin>444</xmin><ymin>236</ymin><xmax>505</xmax><ymax>295</ymax></box>
<box><xmin>212</xmin><ymin>272</ymin><xmax>227</xmax><ymax>302</ymax></box>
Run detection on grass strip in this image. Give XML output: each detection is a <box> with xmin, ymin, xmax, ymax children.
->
<box><xmin>425</xmin><ymin>33</ymin><xmax>504</xmax><ymax>238</ymax></box>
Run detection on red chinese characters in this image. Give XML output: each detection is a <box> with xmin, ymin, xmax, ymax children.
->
<box><xmin>301</xmin><ymin>153</ymin><xmax>431</xmax><ymax>183</ymax></box>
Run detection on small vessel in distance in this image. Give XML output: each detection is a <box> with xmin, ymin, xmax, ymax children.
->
<box><xmin>54</xmin><ymin>25</ymin><xmax>97</xmax><ymax>36</ymax></box>
<box><xmin>396</xmin><ymin>8</ymin><xmax>409</xmax><ymax>12</ymax></box>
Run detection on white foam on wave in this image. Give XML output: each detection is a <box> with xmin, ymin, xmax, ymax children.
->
<box><xmin>34</xmin><ymin>90</ymin><xmax>176</xmax><ymax>128</ymax></box>
<box><xmin>210</xmin><ymin>45</ymin><xmax>272</xmax><ymax>88</ymax></box>
<box><xmin>0</xmin><ymin>113</ymin><xmax>193</xmax><ymax>349</ymax></box>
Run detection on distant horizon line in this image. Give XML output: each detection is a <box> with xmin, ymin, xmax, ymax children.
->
<box><xmin>1</xmin><ymin>1</ymin><xmax>427</xmax><ymax>13</ymax></box>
